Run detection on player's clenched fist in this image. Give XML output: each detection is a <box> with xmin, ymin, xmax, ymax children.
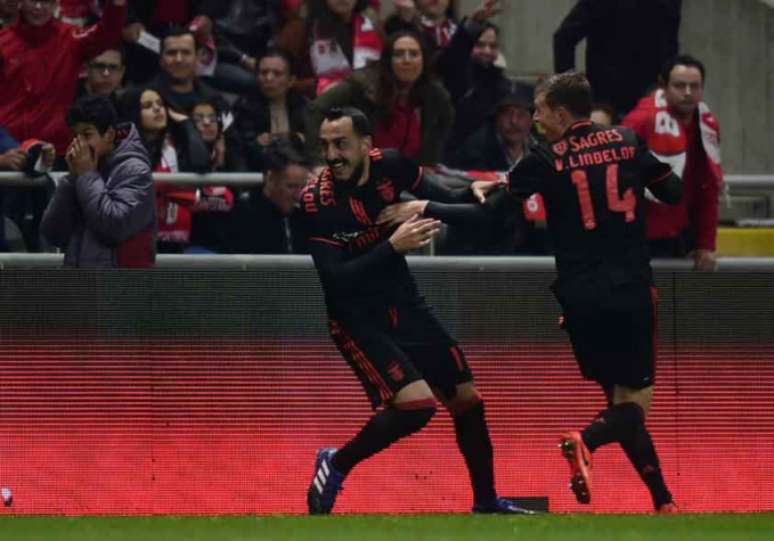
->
<box><xmin>388</xmin><ymin>214</ymin><xmax>441</xmax><ymax>254</ymax></box>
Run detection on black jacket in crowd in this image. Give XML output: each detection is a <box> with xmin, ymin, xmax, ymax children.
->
<box><xmin>222</xmin><ymin>189</ymin><xmax>308</xmax><ymax>254</ymax></box>
<box><xmin>443</xmin><ymin>122</ymin><xmax>533</xmax><ymax>255</ymax></box>
<box><xmin>232</xmin><ymin>90</ymin><xmax>309</xmax><ymax>172</ymax></box>
<box><xmin>553</xmin><ymin>0</ymin><xmax>681</xmax><ymax>115</ymax></box>
<box><xmin>148</xmin><ymin>73</ymin><xmax>227</xmax><ymax>115</ymax></box>
<box><xmin>442</xmin><ymin>60</ymin><xmax>510</xmax><ymax>159</ymax></box>
<box><xmin>197</xmin><ymin>0</ymin><xmax>282</xmax><ymax>64</ymax></box>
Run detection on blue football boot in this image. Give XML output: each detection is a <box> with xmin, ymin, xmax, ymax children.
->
<box><xmin>472</xmin><ymin>496</ymin><xmax>537</xmax><ymax>514</ymax></box>
<box><xmin>307</xmin><ymin>448</ymin><xmax>345</xmax><ymax>515</ymax></box>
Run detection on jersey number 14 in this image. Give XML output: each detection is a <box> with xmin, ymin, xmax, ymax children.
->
<box><xmin>571</xmin><ymin>164</ymin><xmax>635</xmax><ymax>230</ymax></box>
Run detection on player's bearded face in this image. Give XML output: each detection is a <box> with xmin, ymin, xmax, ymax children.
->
<box><xmin>327</xmin><ymin>151</ymin><xmax>365</xmax><ymax>183</ymax></box>
<box><xmin>320</xmin><ymin>118</ymin><xmax>370</xmax><ymax>183</ymax></box>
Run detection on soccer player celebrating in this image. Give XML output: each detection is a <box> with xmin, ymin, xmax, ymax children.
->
<box><xmin>499</xmin><ymin>72</ymin><xmax>681</xmax><ymax>512</ymax></box>
<box><xmin>302</xmin><ymin>107</ymin><xmax>531</xmax><ymax>515</ymax></box>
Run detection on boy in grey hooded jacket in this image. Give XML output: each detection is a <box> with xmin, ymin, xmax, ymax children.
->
<box><xmin>42</xmin><ymin>96</ymin><xmax>156</xmax><ymax>268</ymax></box>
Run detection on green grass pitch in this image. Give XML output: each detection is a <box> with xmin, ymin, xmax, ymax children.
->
<box><xmin>1</xmin><ymin>513</ymin><xmax>773</xmax><ymax>541</ymax></box>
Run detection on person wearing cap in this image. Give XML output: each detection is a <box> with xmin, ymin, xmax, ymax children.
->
<box><xmin>441</xmin><ymin>81</ymin><xmax>535</xmax><ymax>255</ymax></box>
<box><xmin>40</xmin><ymin>95</ymin><xmax>156</xmax><ymax>268</ymax></box>
<box><xmin>448</xmin><ymin>81</ymin><xmax>534</xmax><ymax>172</ymax></box>
<box><xmin>0</xmin><ymin>0</ymin><xmax>127</xmax><ymax>163</ymax></box>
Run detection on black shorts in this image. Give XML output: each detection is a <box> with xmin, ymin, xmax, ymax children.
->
<box><xmin>328</xmin><ymin>301</ymin><xmax>473</xmax><ymax>409</ymax></box>
<box><xmin>553</xmin><ymin>276</ymin><xmax>657</xmax><ymax>389</ymax></box>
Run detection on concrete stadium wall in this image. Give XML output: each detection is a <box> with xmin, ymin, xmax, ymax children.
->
<box><xmin>457</xmin><ymin>0</ymin><xmax>774</xmax><ymax>173</ymax></box>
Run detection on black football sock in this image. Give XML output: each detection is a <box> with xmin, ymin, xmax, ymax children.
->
<box><xmin>453</xmin><ymin>401</ymin><xmax>496</xmax><ymax>504</ymax></box>
<box><xmin>620</xmin><ymin>422</ymin><xmax>673</xmax><ymax>509</ymax></box>
<box><xmin>580</xmin><ymin>402</ymin><xmax>642</xmax><ymax>452</ymax></box>
<box><xmin>331</xmin><ymin>401</ymin><xmax>436</xmax><ymax>476</ymax></box>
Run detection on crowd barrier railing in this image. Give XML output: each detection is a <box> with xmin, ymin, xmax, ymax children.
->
<box><xmin>1</xmin><ymin>253</ymin><xmax>774</xmax><ymax>271</ymax></box>
<box><xmin>0</xmin><ymin>171</ymin><xmax>772</xmax><ymax>188</ymax></box>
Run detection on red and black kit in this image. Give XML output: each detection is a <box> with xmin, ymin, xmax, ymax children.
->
<box><xmin>300</xmin><ymin>149</ymin><xmax>475</xmax><ymax>408</ymax></box>
<box><xmin>505</xmin><ymin>121</ymin><xmax>681</xmax><ymax>388</ymax></box>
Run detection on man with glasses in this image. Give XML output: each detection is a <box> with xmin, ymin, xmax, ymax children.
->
<box><xmin>0</xmin><ymin>0</ymin><xmax>127</xmax><ymax>166</ymax></box>
<box><xmin>79</xmin><ymin>47</ymin><xmax>126</xmax><ymax>109</ymax></box>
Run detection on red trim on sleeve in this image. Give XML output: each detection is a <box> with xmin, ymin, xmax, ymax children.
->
<box><xmin>647</xmin><ymin>170</ymin><xmax>673</xmax><ymax>185</ymax></box>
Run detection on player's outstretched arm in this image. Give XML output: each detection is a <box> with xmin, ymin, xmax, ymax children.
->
<box><xmin>377</xmin><ymin>198</ymin><xmax>498</xmax><ymax>229</ymax></box>
<box><xmin>506</xmin><ymin>151</ymin><xmax>549</xmax><ymax>200</ymax></box>
<box><xmin>413</xmin><ymin>171</ymin><xmax>503</xmax><ymax>204</ymax></box>
<box><xmin>647</xmin><ymin>172</ymin><xmax>682</xmax><ymax>205</ymax></box>
<box><xmin>638</xmin><ymin>146</ymin><xmax>683</xmax><ymax>205</ymax></box>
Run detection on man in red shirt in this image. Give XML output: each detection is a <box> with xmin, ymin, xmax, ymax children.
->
<box><xmin>0</xmin><ymin>0</ymin><xmax>126</xmax><ymax>161</ymax></box>
<box><xmin>623</xmin><ymin>55</ymin><xmax>722</xmax><ymax>271</ymax></box>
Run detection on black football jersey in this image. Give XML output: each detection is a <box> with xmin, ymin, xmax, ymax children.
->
<box><xmin>300</xmin><ymin>148</ymin><xmax>425</xmax><ymax>316</ymax></box>
<box><xmin>507</xmin><ymin>120</ymin><xmax>675</xmax><ymax>282</ymax></box>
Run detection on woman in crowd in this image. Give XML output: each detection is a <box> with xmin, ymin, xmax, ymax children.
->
<box><xmin>121</xmin><ymin>86</ymin><xmax>210</xmax><ymax>253</ymax></box>
<box><xmin>305</xmin><ymin>29</ymin><xmax>453</xmax><ymax>165</ymax></box>
<box><xmin>188</xmin><ymin>98</ymin><xmax>243</xmax><ymax>253</ymax></box>
<box><xmin>275</xmin><ymin>0</ymin><xmax>383</xmax><ymax>96</ymax></box>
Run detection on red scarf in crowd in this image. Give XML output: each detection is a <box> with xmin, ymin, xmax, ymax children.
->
<box><xmin>310</xmin><ymin>13</ymin><xmax>383</xmax><ymax>95</ymax></box>
<box><xmin>154</xmin><ymin>136</ymin><xmax>198</xmax><ymax>245</ymax></box>
<box><xmin>418</xmin><ymin>15</ymin><xmax>457</xmax><ymax>48</ymax></box>
<box><xmin>623</xmin><ymin>89</ymin><xmax>723</xmax><ymax>249</ymax></box>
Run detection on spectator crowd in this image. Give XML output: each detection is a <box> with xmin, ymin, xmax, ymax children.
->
<box><xmin>0</xmin><ymin>0</ymin><xmax>721</xmax><ymax>269</ymax></box>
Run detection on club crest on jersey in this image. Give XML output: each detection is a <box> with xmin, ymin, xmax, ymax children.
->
<box><xmin>376</xmin><ymin>180</ymin><xmax>395</xmax><ymax>202</ymax></box>
<box><xmin>386</xmin><ymin>360</ymin><xmax>405</xmax><ymax>382</ymax></box>
<box><xmin>552</xmin><ymin>141</ymin><xmax>569</xmax><ymax>156</ymax></box>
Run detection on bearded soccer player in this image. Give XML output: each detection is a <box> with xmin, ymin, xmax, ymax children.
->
<box><xmin>499</xmin><ymin>72</ymin><xmax>681</xmax><ymax>512</ymax></box>
<box><xmin>302</xmin><ymin>107</ymin><xmax>531</xmax><ymax>515</ymax></box>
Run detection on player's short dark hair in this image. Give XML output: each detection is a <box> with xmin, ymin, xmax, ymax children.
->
<box><xmin>323</xmin><ymin>107</ymin><xmax>373</xmax><ymax>137</ymax></box>
<box><xmin>66</xmin><ymin>96</ymin><xmax>118</xmax><ymax>134</ymax></box>
<box><xmin>161</xmin><ymin>25</ymin><xmax>198</xmax><ymax>54</ymax></box>
<box><xmin>259</xmin><ymin>47</ymin><xmax>296</xmax><ymax>76</ymax></box>
<box><xmin>535</xmin><ymin>71</ymin><xmax>592</xmax><ymax>118</ymax></box>
<box><xmin>263</xmin><ymin>134</ymin><xmax>310</xmax><ymax>175</ymax></box>
<box><xmin>591</xmin><ymin>101</ymin><xmax>615</xmax><ymax>119</ymax></box>
<box><xmin>660</xmin><ymin>54</ymin><xmax>706</xmax><ymax>85</ymax></box>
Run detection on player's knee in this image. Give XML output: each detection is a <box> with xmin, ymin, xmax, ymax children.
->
<box><xmin>394</xmin><ymin>398</ymin><xmax>437</xmax><ymax>432</ymax></box>
<box><xmin>613</xmin><ymin>384</ymin><xmax>653</xmax><ymax>416</ymax></box>
<box><xmin>446</xmin><ymin>385</ymin><xmax>483</xmax><ymax>416</ymax></box>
